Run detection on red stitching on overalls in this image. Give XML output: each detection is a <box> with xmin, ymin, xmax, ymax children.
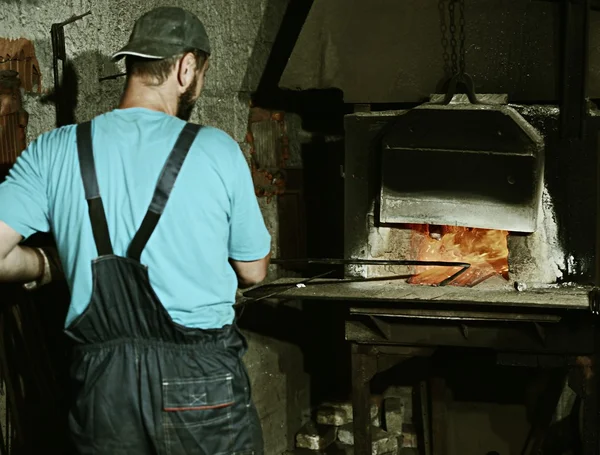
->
<box><xmin>164</xmin><ymin>402</ymin><xmax>234</xmax><ymax>412</ymax></box>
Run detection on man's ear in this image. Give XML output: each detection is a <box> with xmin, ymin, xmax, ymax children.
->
<box><xmin>176</xmin><ymin>53</ymin><xmax>197</xmax><ymax>91</ymax></box>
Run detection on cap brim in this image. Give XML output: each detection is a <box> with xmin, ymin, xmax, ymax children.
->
<box><xmin>111</xmin><ymin>41</ymin><xmax>185</xmax><ymax>61</ymax></box>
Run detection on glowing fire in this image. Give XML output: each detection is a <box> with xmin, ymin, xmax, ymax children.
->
<box><xmin>408</xmin><ymin>225</ymin><xmax>509</xmax><ymax>287</ymax></box>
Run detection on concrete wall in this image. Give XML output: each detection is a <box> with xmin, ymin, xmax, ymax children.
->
<box><xmin>2</xmin><ymin>0</ymin><xmax>286</xmax><ymax>142</ymax></box>
<box><xmin>3</xmin><ymin>0</ymin><xmax>309</xmax><ymax>453</ymax></box>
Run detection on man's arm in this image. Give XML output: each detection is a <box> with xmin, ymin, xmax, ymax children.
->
<box><xmin>0</xmin><ymin>133</ymin><xmax>64</xmax><ymax>288</ymax></box>
<box><xmin>0</xmin><ymin>221</ymin><xmax>43</xmax><ymax>283</ymax></box>
<box><xmin>228</xmin><ymin>143</ymin><xmax>272</xmax><ymax>288</ymax></box>
<box><xmin>230</xmin><ymin>252</ymin><xmax>271</xmax><ymax>289</ymax></box>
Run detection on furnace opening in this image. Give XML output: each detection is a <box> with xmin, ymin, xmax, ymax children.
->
<box><xmin>406</xmin><ymin>224</ymin><xmax>509</xmax><ymax>287</ymax></box>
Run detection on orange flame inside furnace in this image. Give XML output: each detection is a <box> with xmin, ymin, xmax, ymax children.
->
<box><xmin>408</xmin><ymin>225</ymin><xmax>509</xmax><ymax>287</ymax></box>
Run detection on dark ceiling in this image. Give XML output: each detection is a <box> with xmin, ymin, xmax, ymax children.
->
<box><xmin>279</xmin><ymin>0</ymin><xmax>600</xmax><ymax>103</ymax></box>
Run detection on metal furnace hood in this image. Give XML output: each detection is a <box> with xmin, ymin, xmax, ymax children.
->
<box><xmin>378</xmin><ymin>95</ymin><xmax>544</xmax><ymax>232</ymax></box>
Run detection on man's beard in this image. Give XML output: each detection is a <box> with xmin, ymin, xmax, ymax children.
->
<box><xmin>176</xmin><ymin>75</ymin><xmax>199</xmax><ymax>121</ymax></box>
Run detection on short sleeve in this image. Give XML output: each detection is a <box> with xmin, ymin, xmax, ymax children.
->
<box><xmin>228</xmin><ymin>148</ymin><xmax>271</xmax><ymax>261</ymax></box>
<box><xmin>0</xmin><ymin>139</ymin><xmax>50</xmax><ymax>239</ymax></box>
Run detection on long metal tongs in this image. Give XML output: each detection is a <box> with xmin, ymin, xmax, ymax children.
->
<box><xmin>270</xmin><ymin>258</ymin><xmax>470</xmax><ymax>285</ymax></box>
<box><xmin>276</xmin><ymin>258</ymin><xmax>470</xmax><ymax>283</ymax></box>
<box><xmin>241</xmin><ymin>258</ymin><xmax>470</xmax><ymax>303</ymax></box>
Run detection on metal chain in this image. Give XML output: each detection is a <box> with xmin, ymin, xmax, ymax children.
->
<box><xmin>458</xmin><ymin>0</ymin><xmax>466</xmax><ymax>74</ymax></box>
<box><xmin>439</xmin><ymin>0</ymin><xmax>466</xmax><ymax>77</ymax></box>
<box><xmin>448</xmin><ymin>0</ymin><xmax>458</xmax><ymax>76</ymax></box>
<box><xmin>438</xmin><ymin>0</ymin><xmax>451</xmax><ymax>77</ymax></box>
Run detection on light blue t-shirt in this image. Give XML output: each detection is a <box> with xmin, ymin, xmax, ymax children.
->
<box><xmin>0</xmin><ymin>108</ymin><xmax>271</xmax><ymax>329</ymax></box>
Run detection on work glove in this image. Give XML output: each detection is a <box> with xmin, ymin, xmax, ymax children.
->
<box><xmin>22</xmin><ymin>247</ymin><xmax>63</xmax><ymax>291</ymax></box>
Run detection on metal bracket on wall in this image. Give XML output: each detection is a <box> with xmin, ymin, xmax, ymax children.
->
<box><xmin>50</xmin><ymin>11</ymin><xmax>92</xmax><ymax>127</ymax></box>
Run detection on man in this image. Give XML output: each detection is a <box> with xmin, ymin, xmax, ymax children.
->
<box><xmin>0</xmin><ymin>6</ymin><xmax>270</xmax><ymax>455</ymax></box>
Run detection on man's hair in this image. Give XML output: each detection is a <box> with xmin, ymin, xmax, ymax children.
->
<box><xmin>125</xmin><ymin>49</ymin><xmax>208</xmax><ymax>86</ymax></box>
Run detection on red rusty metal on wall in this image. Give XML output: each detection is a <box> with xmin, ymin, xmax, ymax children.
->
<box><xmin>0</xmin><ymin>70</ymin><xmax>28</xmax><ymax>168</ymax></box>
<box><xmin>0</xmin><ymin>38</ymin><xmax>42</xmax><ymax>93</ymax></box>
<box><xmin>0</xmin><ymin>38</ymin><xmax>39</xmax><ymax>172</ymax></box>
<box><xmin>247</xmin><ymin>105</ymin><xmax>289</xmax><ymax>201</ymax></box>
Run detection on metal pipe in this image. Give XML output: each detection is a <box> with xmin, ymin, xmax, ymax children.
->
<box><xmin>559</xmin><ymin>0</ymin><xmax>589</xmax><ymax>141</ymax></box>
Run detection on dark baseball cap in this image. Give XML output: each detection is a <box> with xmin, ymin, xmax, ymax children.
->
<box><xmin>112</xmin><ymin>7</ymin><xmax>211</xmax><ymax>61</ymax></box>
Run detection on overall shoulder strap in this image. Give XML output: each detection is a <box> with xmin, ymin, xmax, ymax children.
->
<box><xmin>76</xmin><ymin>121</ymin><xmax>114</xmax><ymax>256</ymax></box>
<box><xmin>127</xmin><ymin>123</ymin><xmax>202</xmax><ymax>261</ymax></box>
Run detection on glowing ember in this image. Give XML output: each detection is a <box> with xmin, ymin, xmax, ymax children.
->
<box><xmin>407</xmin><ymin>225</ymin><xmax>509</xmax><ymax>287</ymax></box>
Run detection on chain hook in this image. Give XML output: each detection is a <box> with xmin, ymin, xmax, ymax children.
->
<box><xmin>440</xmin><ymin>0</ymin><xmax>477</xmax><ymax>104</ymax></box>
<box><xmin>443</xmin><ymin>73</ymin><xmax>478</xmax><ymax>104</ymax></box>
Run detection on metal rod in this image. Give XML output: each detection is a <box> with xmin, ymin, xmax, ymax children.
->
<box><xmin>270</xmin><ymin>257</ymin><xmax>470</xmax><ymax>267</ymax></box>
<box><xmin>270</xmin><ymin>258</ymin><xmax>471</xmax><ymax>286</ymax></box>
<box><xmin>99</xmin><ymin>72</ymin><xmax>127</xmax><ymax>82</ymax></box>
<box><xmin>242</xmin><ymin>269</ymin><xmax>336</xmax><ymax>303</ymax></box>
<box><xmin>58</xmin><ymin>11</ymin><xmax>92</xmax><ymax>27</ymax></box>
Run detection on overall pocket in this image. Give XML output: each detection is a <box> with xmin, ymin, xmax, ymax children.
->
<box><xmin>162</xmin><ymin>373</ymin><xmax>237</xmax><ymax>455</ymax></box>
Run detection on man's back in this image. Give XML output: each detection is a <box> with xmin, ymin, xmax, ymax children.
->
<box><xmin>0</xmin><ymin>107</ymin><xmax>270</xmax><ymax>328</ymax></box>
<box><xmin>0</xmin><ymin>8</ymin><xmax>270</xmax><ymax>454</ymax></box>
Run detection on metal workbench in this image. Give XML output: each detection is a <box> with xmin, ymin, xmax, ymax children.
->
<box><xmin>244</xmin><ymin>278</ymin><xmax>598</xmax><ymax>455</ymax></box>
